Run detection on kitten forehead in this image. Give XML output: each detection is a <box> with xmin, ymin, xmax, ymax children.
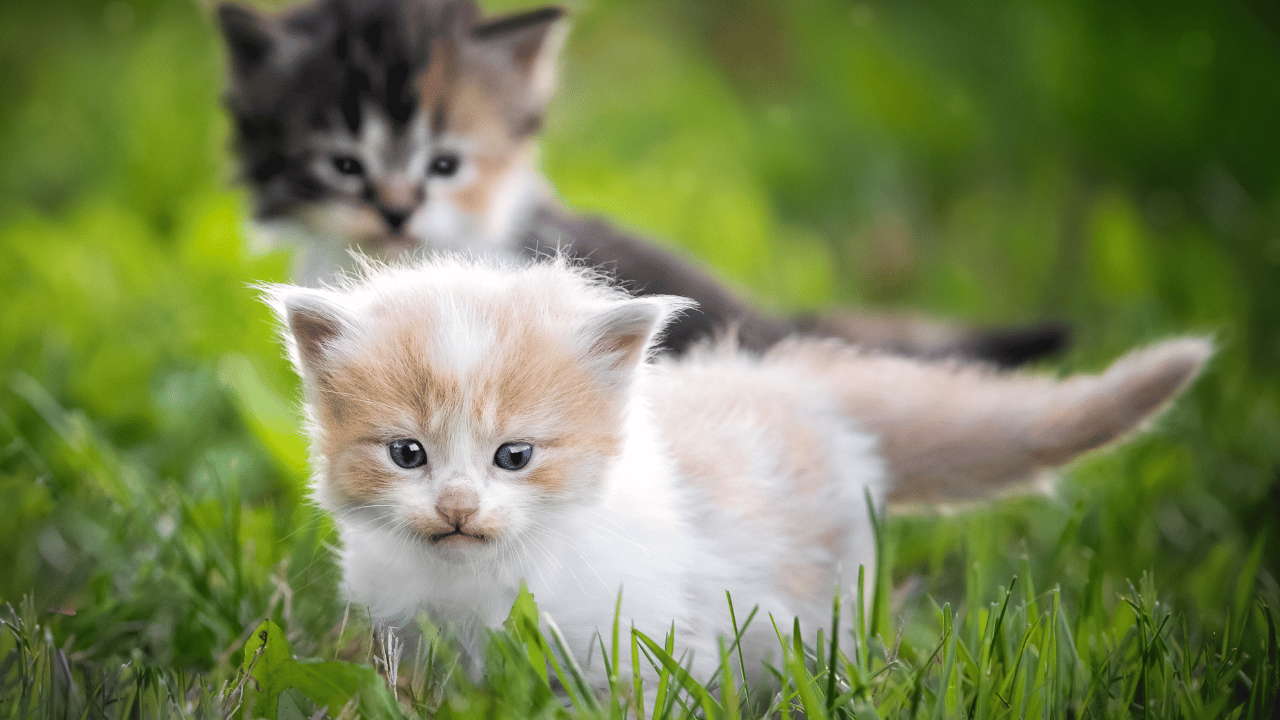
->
<box><xmin>428</xmin><ymin>299</ymin><xmax>495</xmax><ymax>378</ymax></box>
<box><xmin>349</xmin><ymin>260</ymin><xmax>608</xmax><ymax>379</ymax></box>
<box><xmin>267</xmin><ymin>256</ymin><xmax>694</xmax><ymax>381</ymax></box>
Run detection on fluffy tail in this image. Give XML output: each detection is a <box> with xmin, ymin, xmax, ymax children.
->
<box><xmin>772</xmin><ymin>337</ymin><xmax>1212</xmax><ymax>504</ymax></box>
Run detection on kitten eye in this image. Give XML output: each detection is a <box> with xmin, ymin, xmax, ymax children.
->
<box><xmin>493</xmin><ymin>441</ymin><xmax>533</xmax><ymax>471</ymax></box>
<box><xmin>428</xmin><ymin>154</ymin><xmax>460</xmax><ymax>177</ymax></box>
<box><xmin>332</xmin><ymin>155</ymin><xmax>364</xmax><ymax>176</ymax></box>
<box><xmin>388</xmin><ymin>439</ymin><xmax>427</xmax><ymax>469</ymax></box>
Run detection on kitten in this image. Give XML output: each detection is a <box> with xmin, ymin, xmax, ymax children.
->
<box><xmin>264</xmin><ymin>256</ymin><xmax>1209</xmax><ymax>691</ymax></box>
<box><xmin>219</xmin><ymin>0</ymin><xmax>1068</xmax><ymax>364</ymax></box>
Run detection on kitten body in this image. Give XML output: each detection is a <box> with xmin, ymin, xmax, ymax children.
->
<box><xmin>221</xmin><ymin>0</ymin><xmax>1068</xmax><ymax>364</ymax></box>
<box><xmin>336</xmin><ymin>342</ymin><xmax>881</xmax><ymax>682</ymax></box>
<box><xmin>267</xmin><ymin>257</ymin><xmax>1208</xmax><ymax>689</ymax></box>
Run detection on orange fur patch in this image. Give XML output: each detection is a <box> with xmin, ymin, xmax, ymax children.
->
<box><xmin>416</xmin><ymin>43</ymin><xmax>534</xmax><ymax>218</ymax></box>
<box><xmin>310</xmin><ymin>286</ymin><xmax>625</xmax><ymax>507</ymax></box>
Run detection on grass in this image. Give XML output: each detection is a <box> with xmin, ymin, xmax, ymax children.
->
<box><xmin>2</xmin><ymin>528</ymin><xmax>1277</xmax><ymax>718</ymax></box>
<box><xmin>1</xmin><ymin>0</ymin><xmax>1278</xmax><ymax>717</ymax></box>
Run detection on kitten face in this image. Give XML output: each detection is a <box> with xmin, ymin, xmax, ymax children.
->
<box><xmin>218</xmin><ymin>0</ymin><xmax>565</xmax><ymax>256</ymax></box>
<box><xmin>269</xmin><ymin>262</ymin><xmax>679</xmax><ymax>564</ymax></box>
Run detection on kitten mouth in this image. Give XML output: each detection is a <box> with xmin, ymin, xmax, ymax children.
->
<box><xmin>428</xmin><ymin>529</ymin><xmax>488</xmax><ymax>544</ymax></box>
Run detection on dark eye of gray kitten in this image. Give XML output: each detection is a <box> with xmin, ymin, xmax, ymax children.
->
<box><xmin>332</xmin><ymin>155</ymin><xmax>364</xmax><ymax>176</ymax></box>
<box><xmin>429</xmin><ymin>154</ymin><xmax>460</xmax><ymax>177</ymax></box>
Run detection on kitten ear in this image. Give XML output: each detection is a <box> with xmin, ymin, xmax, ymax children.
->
<box><xmin>471</xmin><ymin>6</ymin><xmax>568</xmax><ymax>107</ymax></box>
<box><xmin>216</xmin><ymin>2</ymin><xmax>276</xmax><ymax>74</ymax></box>
<box><xmin>581</xmin><ymin>296</ymin><xmax>695</xmax><ymax>380</ymax></box>
<box><xmin>260</xmin><ymin>285</ymin><xmax>357</xmax><ymax>379</ymax></box>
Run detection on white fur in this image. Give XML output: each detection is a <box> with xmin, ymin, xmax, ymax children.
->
<box><xmin>268</xmin><ymin>258</ymin><xmax>1205</xmax><ymax>695</ymax></box>
<box><xmin>271</xmin><ymin>259</ymin><xmax>886</xmax><ymax>690</ymax></box>
<box><xmin>335</xmin><ymin>384</ymin><xmax>882</xmax><ymax>688</ymax></box>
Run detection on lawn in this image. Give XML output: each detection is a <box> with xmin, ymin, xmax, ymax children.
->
<box><xmin>1</xmin><ymin>0</ymin><xmax>1278</xmax><ymax>717</ymax></box>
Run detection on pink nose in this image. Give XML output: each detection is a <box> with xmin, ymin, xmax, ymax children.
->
<box><xmin>435</xmin><ymin>486</ymin><xmax>479</xmax><ymax>527</ymax></box>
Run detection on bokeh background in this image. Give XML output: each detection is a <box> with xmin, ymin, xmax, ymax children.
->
<box><xmin>2</xmin><ymin>0</ymin><xmax>1278</xmax><ymax>709</ymax></box>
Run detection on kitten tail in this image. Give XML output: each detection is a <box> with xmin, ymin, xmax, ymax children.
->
<box><xmin>776</xmin><ymin>336</ymin><xmax>1213</xmax><ymax>504</ymax></box>
<box><xmin>1025</xmin><ymin>337</ymin><xmax>1211</xmax><ymax>468</ymax></box>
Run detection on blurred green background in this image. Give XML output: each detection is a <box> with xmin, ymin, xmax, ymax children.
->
<box><xmin>1</xmin><ymin>0</ymin><xmax>1277</xmax><ymax>695</ymax></box>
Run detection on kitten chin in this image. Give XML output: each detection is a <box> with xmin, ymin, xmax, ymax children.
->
<box><xmin>266</xmin><ymin>256</ymin><xmax>1209</xmax><ymax>691</ymax></box>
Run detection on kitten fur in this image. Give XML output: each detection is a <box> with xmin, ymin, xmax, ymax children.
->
<box><xmin>219</xmin><ymin>0</ymin><xmax>1068</xmax><ymax>365</ymax></box>
<box><xmin>265</xmin><ymin>256</ymin><xmax>1209</xmax><ymax>690</ymax></box>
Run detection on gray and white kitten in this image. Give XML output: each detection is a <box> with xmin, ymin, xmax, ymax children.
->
<box><xmin>217</xmin><ymin>0</ymin><xmax>1067</xmax><ymax>363</ymax></box>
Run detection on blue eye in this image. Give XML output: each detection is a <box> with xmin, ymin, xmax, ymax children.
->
<box><xmin>388</xmin><ymin>439</ymin><xmax>427</xmax><ymax>469</ymax></box>
<box><xmin>494</xmin><ymin>442</ymin><xmax>533</xmax><ymax>471</ymax></box>
<box><xmin>332</xmin><ymin>155</ymin><xmax>364</xmax><ymax>175</ymax></box>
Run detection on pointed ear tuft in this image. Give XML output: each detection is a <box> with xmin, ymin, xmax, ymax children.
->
<box><xmin>582</xmin><ymin>296</ymin><xmax>695</xmax><ymax>378</ymax></box>
<box><xmin>471</xmin><ymin>6</ymin><xmax>568</xmax><ymax>107</ymax></box>
<box><xmin>260</xmin><ymin>285</ymin><xmax>356</xmax><ymax>378</ymax></box>
<box><xmin>216</xmin><ymin>2</ymin><xmax>276</xmax><ymax>73</ymax></box>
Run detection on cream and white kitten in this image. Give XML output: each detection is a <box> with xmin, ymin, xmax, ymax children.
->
<box><xmin>265</xmin><ymin>257</ymin><xmax>1209</xmax><ymax>690</ymax></box>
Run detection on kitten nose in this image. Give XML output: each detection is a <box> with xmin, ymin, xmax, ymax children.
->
<box><xmin>435</xmin><ymin>486</ymin><xmax>479</xmax><ymax>528</ymax></box>
<box><xmin>374</xmin><ymin>179</ymin><xmax>421</xmax><ymax>232</ymax></box>
<box><xmin>378</xmin><ymin>206</ymin><xmax>411</xmax><ymax>231</ymax></box>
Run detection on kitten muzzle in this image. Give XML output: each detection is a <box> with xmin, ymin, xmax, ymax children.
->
<box><xmin>429</xmin><ymin>527</ymin><xmax>488</xmax><ymax>544</ymax></box>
